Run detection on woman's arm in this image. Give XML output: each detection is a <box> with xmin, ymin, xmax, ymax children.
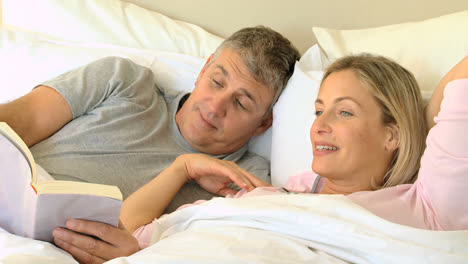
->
<box><xmin>425</xmin><ymin>56</ymin><xmax>468</xmax><ymax>131</ymax></box>
<box><xmin>120</xmin><ymin>153</ymin><xmax>270</xmax><ymax>233</ymax></box>
<box><xmin>418</xmin><ymin>56</ymin><xmax>468</xmax><ymax>230</ymax></box>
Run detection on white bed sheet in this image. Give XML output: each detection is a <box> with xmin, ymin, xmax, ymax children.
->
<box><xmin>2</xmin><ymin>194</ymin><xmax>467</xmax><ymax>263</ymax></box>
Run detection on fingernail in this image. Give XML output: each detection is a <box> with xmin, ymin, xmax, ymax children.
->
<box><xmin>53</xmin><ymin>228</ymin><xmax>63</xmax><ymax>238</ymax></box>
<box><xmin>67</xmin><ymin>219</ymin><xmax>77</xmax><ymax>229</ymax></box>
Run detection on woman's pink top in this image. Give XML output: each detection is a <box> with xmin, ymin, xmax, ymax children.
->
<box><xmin>134</xmin><ymin>79</ymin><xmax>468</xmax><ymax>248</ymax></box>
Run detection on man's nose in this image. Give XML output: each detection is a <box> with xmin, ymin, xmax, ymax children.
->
<box><xmin>208</xmin><ymin>91</ymin><xmax>229</xmax><ymax>117</ymax></box>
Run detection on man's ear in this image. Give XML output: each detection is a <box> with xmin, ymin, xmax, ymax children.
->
<box><xmin>384</xmin><ymin>123</ymin><xmax>400</xmax><ymax>152</ymax></box>
<box><xmin>195</xmin><ymin>54</ymin><xmax>213</xmax><ymax>86</ymax></box>
<box><xmin>253</xmin><ymin>113</ymin><xmax>273</xmax><ymax>136</ymax></box>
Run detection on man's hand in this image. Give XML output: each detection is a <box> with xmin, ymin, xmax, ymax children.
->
<box><xmin>53</xmin><ymin>219</ymin><xmax>139</xmax><ymax>264</ymax></box>
<box><xmin>180</xmin><ymin>153</ymin><xmax>271</xmax><ymax>196</ymax></box>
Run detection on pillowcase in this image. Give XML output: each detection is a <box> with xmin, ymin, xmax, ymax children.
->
<box><xmin>270</xmin><ymin>45</ymin><xmax>324</xmax><ymax>186</ymax></box>
<box><xmin>313</xmin><ymin>10</ymin><xmax>468</xmax><ymax>100</ymax></box>
<box><xmin>1</xmin><ymin>0</ymin><xmax>224</xmax><ymax>58</ymax></box>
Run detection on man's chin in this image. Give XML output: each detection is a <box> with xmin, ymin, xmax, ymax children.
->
<box><xmin>187</xmin><ymin>140</ymin><xmax>235</xmax><ymax>156</ymax></box>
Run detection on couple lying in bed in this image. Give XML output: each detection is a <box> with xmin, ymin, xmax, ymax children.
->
<box><xmin>54</xmin><ymin>53</ymin><xmax>467</xmax><ymax>263</ymax></box>
<box><xmin>2</xmin><ymin>25</ymin><xmax>467</xmax><ymax>262</ymax></box>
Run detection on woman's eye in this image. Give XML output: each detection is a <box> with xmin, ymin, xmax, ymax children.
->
<box><xmin>340</xmin><ymin>111</ymin><xmax>353</xmax><ymax>117</ymax></box>
<box><xmin>315</xmin><ymin>110</ymin><xmax>323</xmax><ymax>116</ymax></box>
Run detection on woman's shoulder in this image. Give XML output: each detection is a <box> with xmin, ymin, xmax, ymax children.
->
<box><xmin>283</xmin><ymin>171</ymin><xmax>320</xmax><ymax>193</ymax></box>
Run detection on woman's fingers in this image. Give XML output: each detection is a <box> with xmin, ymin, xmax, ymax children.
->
<box><xmin>183</xmin><ymin>153</ymin><xmax>271</xmax><ymax>193</ymax></box>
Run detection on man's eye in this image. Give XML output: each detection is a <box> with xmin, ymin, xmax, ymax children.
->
<box><xmin>236</xmin><ymin>99</ymin><xmax>247</xmax><ymax>110</ymax></box>
<box><xmin>212</xmin><ymin>79</ymin><xmax>222</xmax><ymax>87</ymax></box>
<box><xmin>315</xmin><ymin>110</ymin><xmax>323</xmax><ymax>116</ymax></box>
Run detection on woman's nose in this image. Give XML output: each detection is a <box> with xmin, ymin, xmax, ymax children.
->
<box><xmin>310</xmin><ymin>112</ymin><xmax>332</xmax><ymax>135</ymax></box>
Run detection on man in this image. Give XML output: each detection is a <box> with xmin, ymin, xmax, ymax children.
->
<box><xmin>0</xmin><ymin>26</ymin><xmax>299</xmax><ymax>211</ymax></box>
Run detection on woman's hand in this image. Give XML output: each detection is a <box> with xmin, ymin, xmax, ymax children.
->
<box><xmin>178</xmin><ymin>153</ymin><xmax>271</xmax><ymax>196</ymax></box>
<box><xmin>120</xmin><ymin>153</ymin><xmax>271</xmax><ymax>233</ymax></box>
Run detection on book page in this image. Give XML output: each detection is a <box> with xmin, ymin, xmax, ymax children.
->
<box><xmin>33</xmin><ymin>181</ymin><xmax>122</xmax><ymax>201</ymax></box>
<box><xmin>0</xmin><ymin>131</ymin><xmax>31</xmax><ymax>235</ymax></box>
<box><xmin>36</xmin><ymin>164</ymin><xmax>55</xmax><ymax>182</ymax></box>
<box><xmin>0</xmin><ymin>123</ymin><xmax>37</xmax><ymax>183</ymax></box>
<box><xmin>31</xmin><ymin>193</ymin><xmax>122</xmax><ymax>242</ymax></box>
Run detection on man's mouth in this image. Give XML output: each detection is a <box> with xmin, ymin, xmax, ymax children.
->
<box><xmin>199</xmin><ymin>111</ymin><xmax>216</xmax><ymax>129</ymax></box>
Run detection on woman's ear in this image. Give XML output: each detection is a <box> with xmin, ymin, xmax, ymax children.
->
<box><xmin>384</xmin><ymin>123</ymin><xmax>400</xmax><ymax>152</ymax></box>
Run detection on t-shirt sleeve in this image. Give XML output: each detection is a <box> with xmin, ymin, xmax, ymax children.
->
<box><xmin>417</xmin><ymin>79</ymin><xmax>468</xmax><ymax>230</ymax></box>
<box><xmin>41</xmin><ymin>56</ymin><xmax>155</xmax><ymax>119</ymax></box>
<box><xmin>133</xmin><ymin>218</ymin><xmax>158</xmax><ymax>249</ymax></box>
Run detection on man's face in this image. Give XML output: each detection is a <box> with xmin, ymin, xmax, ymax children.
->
<box><xmin>175</xmin><ymin>48</ymin><xmax>274</xmax><ymax>155</ymax></box>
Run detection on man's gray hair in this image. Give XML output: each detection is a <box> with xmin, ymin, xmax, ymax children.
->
<box><xmin>211</xmin><ymin>26</ymin><xmax>300</xmax><ymax>117</ymax></box>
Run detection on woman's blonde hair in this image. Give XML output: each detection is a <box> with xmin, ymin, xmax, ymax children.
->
<box><xmin>322</xmin><ymin>54</ymin><xmax>427</xmax><ymax>189</ymax></box>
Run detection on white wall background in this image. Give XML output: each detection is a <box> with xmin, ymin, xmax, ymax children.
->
<box><xmin>125</xmin><ymin>0</ymin><xmax>468</xmax><ymax>54</ymax></box>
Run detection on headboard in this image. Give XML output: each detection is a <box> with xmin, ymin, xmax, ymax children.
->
<box><xmin>122</xmin><ymin>0</ymin><xmax>468</xmax><ymax>54</ymax></box>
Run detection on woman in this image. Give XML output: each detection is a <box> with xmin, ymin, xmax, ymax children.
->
<box><xmin>53</xmin><ymin>54</ymin><xmax>468</xmax><ymax>263</ymax></box>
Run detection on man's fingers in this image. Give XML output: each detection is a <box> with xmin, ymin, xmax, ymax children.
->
<box><xmin>66</xmin><ymin>219</ymin><xmax>126</xmax><ymax>245</ymax></box>
<box><xmin>54</xmin><ymin>234</ymin><xmax>107</xmax><ymax>264</ymax></box>
<box><xmin>65</xmin><ymin>219</ymin><xmax>140</xmax><ymax>256</ymax></box>
<box><xmin>53</xmin><ymin>224</ymin><xmax>123</xmax><ymax>261</ymax></box>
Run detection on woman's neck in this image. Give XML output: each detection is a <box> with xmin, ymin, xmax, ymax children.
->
<box><xmin>319</xmin><ymin>177</ymin><xmax>374</xmax><ymax>195</ymax></box>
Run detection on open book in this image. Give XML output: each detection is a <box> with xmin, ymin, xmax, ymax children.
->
<box><xmin>0</xmin><ymin>122</ymin><xmax>122</xmax><ymax>242</ymax></box>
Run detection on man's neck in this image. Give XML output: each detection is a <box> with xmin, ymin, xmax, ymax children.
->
<box><xmin>177</xmin><ymin>93</ymin><xmax>190</xmax><ymax>112</ymax></box>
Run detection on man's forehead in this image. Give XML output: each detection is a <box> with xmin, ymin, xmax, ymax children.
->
<box><xmin>213</xmin><ymin>64</ymin><xmax>229</xmax><ymax>78</ymax></box>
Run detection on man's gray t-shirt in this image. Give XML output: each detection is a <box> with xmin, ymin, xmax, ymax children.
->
<box><xmin>31</xmin><ymin>57</ymin><xmax>269</xmax><ymax>212</ymax></box>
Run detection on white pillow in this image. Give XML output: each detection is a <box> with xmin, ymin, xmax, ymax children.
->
<box><xmin>0</xmin><ymin>29</ymin><xmax>157</xmax><ymax>103</ymax></box>
<box><xmin>313</xmin><ymin>10</ymin><xmax>468</xmax><ymax>100</ymax></box>
<box><xmin>270</xmin><ymin>45</ymin><xmax>324</xmax><ymax>186</ymax></box>
<box><xmin>1</xmin><ymin>0</ymin><xmax>224</xmax><ymax>58</ymax></box>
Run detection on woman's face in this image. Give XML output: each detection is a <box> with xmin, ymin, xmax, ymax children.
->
<box><xmin>310</xmin><ymin>70</ymin><xmax>396</xmax><ymax>187</ymax></box>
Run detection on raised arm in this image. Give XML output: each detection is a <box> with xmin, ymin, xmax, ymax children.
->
<box><xmin>0</xmin><ymin>86</ymin><xmax>72</xmax><ymax>146</ymax></box>
<box><xmin>425</xmin><ymin>56</ymin><xmax>468</xmax><ymax>131</ymax></box>
<box><xmin>418</xmin><ymin>56</ymin><xmax>468</xmax><ymax>230</ymax></box>
<box><xmin>121</xmin><ymin>153</ymin><xmax>270</xmax><ymax>233</ymax></box>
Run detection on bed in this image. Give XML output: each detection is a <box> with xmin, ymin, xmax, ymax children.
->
<box><xmin>1</xmin><ymin>0</ymin><xmax>467</xmax><ymax>263</ymax></box>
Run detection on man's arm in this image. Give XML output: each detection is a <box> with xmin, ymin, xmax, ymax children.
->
<box><xmin>425</xmin><ymin>56</ymin><xmax>468</xmax><ymax>131</ymax></box>
<box><xmin>0</xmin><ymin>86</ymin><xmax>72</xmax><ymax>146</ymax></box>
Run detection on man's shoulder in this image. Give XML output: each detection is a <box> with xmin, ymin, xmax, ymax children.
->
<box><xmin>236</xmin><ymin>151</ymin><xmax>270</xmax><ymax>183</ymax></box>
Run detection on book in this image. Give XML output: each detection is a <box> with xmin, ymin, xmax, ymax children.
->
<box><xmin>0</xmin><ymin>122</ymin><xmax>122</xmax><ymax>242</ymax></box>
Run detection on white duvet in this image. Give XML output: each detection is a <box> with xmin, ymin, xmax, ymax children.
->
<box><xmin>2</xmin><ymin>194</ymin><xmax>466</xmax><ymax>264</ymax></box>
